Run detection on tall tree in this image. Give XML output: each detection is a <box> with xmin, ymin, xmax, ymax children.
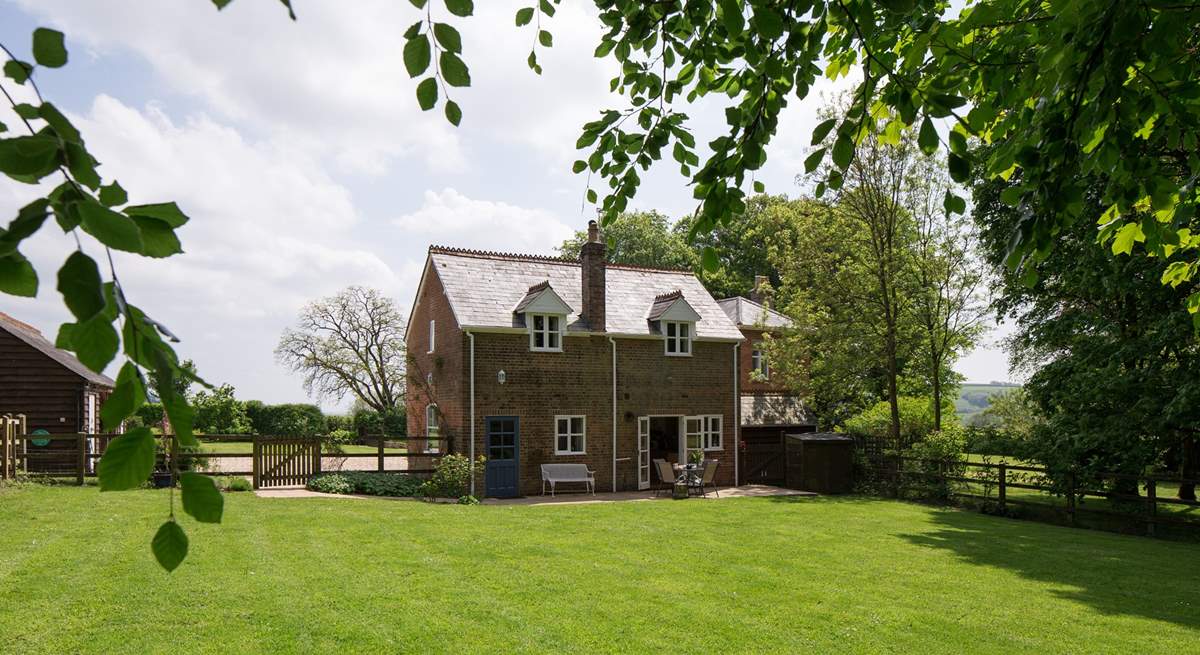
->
<box><xmin>974</xmin><ymin>173</ymin><xmax>1200</xmax><ymax>500</ymax></box>
<box><xmin>276</xmin><ymin>286</ymin><xmax>407</xmax><ymax>414</ymax></box>
<box><xmin>557</xmin><ymin>210</ymin><xmax>696</xmax><ymax>270</ymax></box>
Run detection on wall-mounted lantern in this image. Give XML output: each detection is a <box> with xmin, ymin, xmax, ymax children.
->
<box><xmin>497</xmin><ymin>370</ymin><xmax>507</xmax><ymax>384</ymax></box>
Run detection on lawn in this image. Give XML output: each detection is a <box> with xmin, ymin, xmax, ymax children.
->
<box><xmin>1</xmin><ymin>486</ymin><xmax>1198</xmax><ymax>654</ymax></box>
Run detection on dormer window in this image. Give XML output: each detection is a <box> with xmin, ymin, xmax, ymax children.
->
<box><xmin>514</xmin><ymin>280</ymin><xmax>572</xmax><ymax>354</ymax></box>
<box><xmin>530</xmin><ymin>314</ymin><xmax>563</xmax><ymax>352</ymax></box>
<box><xmin>664</xmin><ymin>321</ymin><xmax>691</xmax><ymax>356</ymax></box>
<box><xmin>648</xmin><ymin>290</ymin><xmax>701</xmax><ymax>358</ymax></box>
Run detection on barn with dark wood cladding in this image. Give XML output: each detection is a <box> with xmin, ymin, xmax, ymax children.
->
<box><xmin>0</xmin><ymin>311</ymin><xmax>114</xmax><ymax>436</ymax></box>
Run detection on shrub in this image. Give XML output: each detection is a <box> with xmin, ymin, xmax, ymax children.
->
<box><xmin>214</xmin><ymin>476</ymin><xmax>252</xmax><ymax>492</ymax></box>
<box><xmin>844</xmin><ymin>396</ymin><xmax>957</xmax><ymax>445</ymax></box>
<box><xmin>245</xmin><ymin>402</ymin><xmax>325</xmax><ymax>436</ymax></box>
<box><xmin>900</xmin><ymin>425</ymin><xmax>968</xmax><ymax>502</ymax></box>
<box><xmin>420</xmin><ymin>453</ymin><xmax>485</xmax><ymax>498</ymax></box>
<box><xmin>306</xmin><ymin>471</ymin><xmax>425</xmax><ymax>497</ymax></box>
<box><xmin>308</xmin><ymin>473</ymin><xmax>354</xmax><ymax>495</ymax></box>
<box><xmin>457</xmin><ymin>495</ymin><xmax>480</xmax><ymax>505</ymax></box>
<box><xmin>325</xmin><ymin>414</ymin><xmax>354</xmax><ymax>434</ymax></box>
<box><xmin>191</xmin><ymin>383</ymin><xmax>253</xmax><ymax>434</ymax></box>
<box><xmin>353</xmin><ymin>408</ymin><xmax>407</xmax><ymax>436</ymax></box>
<box><xmin>324</xmin><ymin>429</ymin><xmax>356</xmax><ymax>454</ymax></box>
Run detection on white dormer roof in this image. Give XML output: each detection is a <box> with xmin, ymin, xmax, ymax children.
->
<box><xmin>647</xmin><ymin>290</ymin><xmax>702</xmax><ymax>323</ymax></box>
<box><xmin>513</xmin><ymin>280</ymin><xmax>573</xmax><ymax>315</ymax></box>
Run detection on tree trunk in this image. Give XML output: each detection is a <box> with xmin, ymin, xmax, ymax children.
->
<box><xmin>886</xmin><ymin>331</ymin><xmax>901</xmax><ymax>446</ymax></box>
<box><xmin>1181</xmin><ymin>435</ymin><xmax>1197</xmax><ymax>502</ymax></box>
<box><xmin>931</xmin><ymin>351</ymin><xmax>942</xmax><ymax>432</ymax></box>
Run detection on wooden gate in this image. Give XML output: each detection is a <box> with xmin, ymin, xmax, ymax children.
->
<box><xmin>740</xmin><ymin>427</ymin><xmax>787</xmax><ymax>486</ymax></box>
<box><xmin>253</xmin><ymin>437</ymin><xmax>321</xmax><ymax>489</ymax></box>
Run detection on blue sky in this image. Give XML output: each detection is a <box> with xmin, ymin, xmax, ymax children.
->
<box><xmin>0</xmin><ymin>0</ymin><xmax>1014</xmax><ymax>410</ymax></box>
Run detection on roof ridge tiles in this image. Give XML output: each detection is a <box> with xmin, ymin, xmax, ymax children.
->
<box><xmin>653</xmin><ymin>289</ymin><xmax>684</xmax><ymax>302</ymax></box>
<box><xmin>428</xmin><ymin>245</ymin><xmax>694</xmax><ymax>274</ymax></box>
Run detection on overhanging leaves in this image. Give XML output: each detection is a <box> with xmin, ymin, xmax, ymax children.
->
<box><xmin>31</xmin><ymin>28</ymin><xmax>67</xmax><ymax>68</ymax></box>
<box><xmin>151</xmin><ymin>520</ymin><xmax>188</xmax><ymax>572</ymax></box>
<box><xmin>57</xmin><ymin>251</ymin><xmax>106</xmax><ymax>321</ymax></box>
<box><xmin>181</xmin><ymin>473</ymin><xmax>224</xmax><ymax>523</ymax></box>
<box><xmin>97</xmin><ymin>427</ymin><xmax>156</xmax><ymax>491</ymax></box>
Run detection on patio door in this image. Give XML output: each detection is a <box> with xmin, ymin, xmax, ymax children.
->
<box><xmin>485</xmin><ymin>416</ymin><xmax>519</xmax><ymax>498</ymax></box>
<box><xmin>637</xmin><ymin>417</ymin><xmax>650</xmax><ymax>490</ymax></box>
<box><xmin>683</xmin><ymin>416</ymin><xmax>704</xmax><ymax>464</ymax></box>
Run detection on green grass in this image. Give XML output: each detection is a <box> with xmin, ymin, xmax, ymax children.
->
<box><xmin>1</xmin><ymin>486</ymin><xmax>1198</xmax><ymax>654</ymax></box>
<box><xmin>195</xmin><ymin>440</ymin><xmax>404</xmax><ymax>455</ymax></box>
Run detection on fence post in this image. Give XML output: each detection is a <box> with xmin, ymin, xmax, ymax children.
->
<box><xmin>1146</xmin><ymin>479</ymin><xmax>1157</xmax><ymax>538</ymax></box>
<box><xmin>170</xmin><ymin>435</ymin><xmax>179</xmax><ymax>486</ymax></box>
<box><xmin>998</xmin><ymin>463</ymin><xmax>1007</xmax><ymax>512</ymax></box>
<box><xmin>2</xmin><ymin>416</ymin><xmax>10</xmax><ymax>481</ymax></box>
<box><xmin>76</xmin><ymin>433</ymin><xmax>86</xmax><ymax>485</ymax></box>
<box><xmin>377</xmin><ymin>436</ymin><xmax>385</xmax><ymax>473</ymax></box>
<box><xmin>313</xmin><ymin>438</ymin><xmax>322</xmax><ymax>476</ymax></box>
<box><xmin>1067</xmin><ymin>470</ymin><xmax>1077</xmax><ymax>527</ymax></box>
<box><xmin>252</xmin><ymin>438</ymin><xmax>261</xmax><ymax>490</ymax></box>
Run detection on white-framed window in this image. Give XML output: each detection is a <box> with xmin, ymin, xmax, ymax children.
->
<box><xmin>751</xmin><ymin>343</ymin><xmax>769</xmax><ymax>379</ymax></box>
<box><xmin>428</xmin><ymin>319</ymin><xmax>436</xmax><ymax>353</ymax></box>
<box><xmin>555</xmin><ymin>415</ymin><xmax>586</xmax><ymax>455</ymax></box>
<box><xmin>664</xmin><ymin>321</ymin><xmax>692</xmax><ymax>356</ymax></box>
<box><xmin>530</xmin><ymin>313</ymin><xmax>563</xmax><ymax>352</ymax></box>
<box><xmin>425</xmin><ymin>404</ymin><xmax>440</xmax><ymax>452</ymax></box>
<box><xmin>703</xmin><ymin>415</ymin><xmax>722</xmax><ymax>450</ymax></box>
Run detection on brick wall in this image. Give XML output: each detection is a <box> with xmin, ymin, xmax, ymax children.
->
<box><xmin>405</xmin><ymin>261</ymin><xmax>466</xmax><ymax>456</ymax></box>
<box><xmin>739</xmin><ymin>327</ymin><xmax>792</xmax><ymax>394</ymax></box>
<box><xmin>468</xmin><ymin>332</ymin><xmax>738</xmax><ymax>496</ymax></box>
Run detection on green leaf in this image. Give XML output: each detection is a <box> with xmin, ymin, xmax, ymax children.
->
<box><xmin>753</xmin><ymin>180</ymin><xmax>765</xmax><ymax>193</ymax></box>
<box><xmin>918</xmin><ymin>116</ymin><xmax>938</xmax><ymax>154</ymax></box>
<box><xmin>38</xmin><ymin>102</ymin><xmax>81</xmax><ymax>144</ymax></box>
<box><xmin>98</xmin><ymin>427</ymin><xmax>156</xmax><ymax>491</ymax></box>
<box><xmin>416</xmin><ymin>78</ymin><xmax>438</xmax><ymax>111</ymax></box>
<box><xmin>78</xmin><ymin>200</ymin><xmax>144</xmax><ymax>253</ymax></box>
<box><xmin>181</xmin><ymin>473</ymin><xmax>225</xmax><ymax>523</ymax></box>
<box><xmin>130</xmin><ymin>216</ymin><xmax>183</xmax><ymax>258</ymax></box>
<box><xmin>538</xmin><ymin>30</ymin><xmax>553</xmax><ymax>48</ymax></box>
<box><xmin>0</xmin><ymin>134</ymin><xmax>60</xmax><ymax>180</ymax></box>
<box><xmin>831</xmin><ymin>135</ymin><xmax>853</xmax><ymax>169</ymax></box>
<box><xmin>440</xmin><ymin>52</ymin><xmax>471</xmax><ymax>87</ymax></box>
<box><xmin>804</xmin><ymin>148</ymin><xmax>826</xmax><ymax>173</ymax></box>
<box><xmin>572</xmin><ymin>160</ymin><xmax>587</xmax><ymax>174</ymax></box>
<box><xmin>32</xmin><ymin>28</ymin><xmax>67</xmax><ymax>68</ymax></box>
<box><xmin>124</xmin><ymin>202</ymin><xmax>189</xmax><ymax>228</ymax></box>
<box><xmin>515</xmin><ymin>7</ymin><xmax>535</xmax><ymax>26</ymax></box>
<box><xmin>444</xmin><ymin>100</ymin><xmax>462</xmax><ymax>126</ymax></box>
<box><xmin>701</xmin><ymin>246</ymin><xmax>720</xmax><ymax>272</ymax></box>
<box><xmin>13</xmin><ymin>103</ymin><xmax>38</xmax><ymax>120</ymax></box>
<box><xmin>99</xmin><ymin>182</ymin><xmax>128</xmax><ymax>208</ymax></box>
<box><xmin>3</xmin><ymin>60</ymin><xmax>33</xmax><ymax>84</ymax></box>
<box><xmin>718</xmin><ymin>0</ymin><xmax>744</xmax><ymax>34</ymax></box>
<box><xmin>1161</xmin><ymin>261</ymin><xmax>1193</xmax><ymax>288</ymax></box>
<box><xmin>101</xmin><ymin>362</ymin><xmax>146</xmax><ymax>431</ymax></box>
<box><xmin>433</xmin><ymin>23</ymin><xmax>462</xmax><ymax>53</ymax></box>
<box><xmin>152</xmin><ymin>520</ymin><xmax>189</xmax><ymax>572</ymax></box>
<box><xmin>947</xmin><ymin>153</ymin><xmax>970</xmax><ymax>183</ymax></box>
<box><xmin>1111</xmin><ymin>222</ymin><xmax>1144</xmax><ymax>255</ymax></box>
<box><xmin>444</xmin><ymin>0</ymin><xmax>473</xmax><ymax>17</ymax></box>
<box><xmin>211</xmin><ymin>0</ymin><xmax>233</xmax><ymax>9</ymax></box>
<box><xmin>943</xmin><ymin>191</ymin><xmax>966</xmax><ymax>215</ymax></box>
<box><xmin>811</xmin><ymin>118</ymin><xmax>836</xmax><ymax>146</ymax></box>
<box><xmin>160</xmin><ymin>386</ymin><xmax>196</xmax><ymax>447</ymax></box>
<box><xmin>403</xmin><ymin>35</ymin><xmax>432</xmax><ymax>78</ymax></box>
<box><xmin>0</xmin><ymin>198</ymin><xmax>51</xmax><ymax>256</ymax></box>
<box><xmin>66</xmin><ymin>313</ymin><xmax>120</xmax><ymax>372</ymax></box>
<box><xmin>63</xmin><ymin>141</ymin><xmax>101</xmax><ymax>189</ymax></box>
<box><xmin>0</xmin><ymin>253</ymin><xmax>37</xmax><ymax>297</ymax></box>
<box><xmin>57</xmin><ymin>251</ymin><xmax>106</xmax><ymax>321</ymax></box>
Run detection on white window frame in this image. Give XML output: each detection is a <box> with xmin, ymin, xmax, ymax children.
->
<box><xmin>554</xmin><ymin>415</ymin><xmax>586</xmax><ymax>455</ymax></box>
<box><xmin>751</xmin><ymin>343</ymin><xmax>769</xmax><ymax>379</ymax></box>
<box><xmin>702</xmin><ymin>415</ymin><xmax>723</xmax><ymax>451</ymax></box>
<box><xmin>428</xmin><ymin>319</ymin><xmax>436</xmax><ymax>353</ymax></box>
<box><xmin>664</xmin><ymin>321</ymin><xmax>693</xmax><ymax>357</ymax></box>
<box><xmin>529</xmin><ymin>313</ymin><xmax>564</xmax><ymax>352</ymax></box>
<box><xmin>425</xmin><ymin>404</ymin><xmax>440</xmax><ymax>453</ymax></box>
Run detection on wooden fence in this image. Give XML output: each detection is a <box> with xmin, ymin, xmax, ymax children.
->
<box><xmin>859</xmin><ymin>454</ymin><xmax>1200</xmax><ymax>539</ymax></box>
<box><xmin>0</xmin><ymin>426</ymin><xmax>447</xmax><ymax>489</ymax></box>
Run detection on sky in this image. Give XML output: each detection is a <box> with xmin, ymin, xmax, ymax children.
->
<box><xmin>0</xmin><ymin>0</ymin><xmax>1015</xmax><ymax>411</ymax></box>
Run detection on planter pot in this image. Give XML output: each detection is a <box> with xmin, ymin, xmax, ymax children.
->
<box><xmin>152</xmin><ymin>472</ymin><xmax>173</xmax><ymax>488</ymax></box>
<box><xmin>672</xmin><ymin>483</ymin><xmax>689</xmax><ymax>500</ymax></box>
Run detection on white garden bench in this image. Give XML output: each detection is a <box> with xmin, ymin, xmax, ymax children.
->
<box><xmin>540</xmin><ymin>463</ymin><xmax>595</xmax><ymax>496</ymax></box>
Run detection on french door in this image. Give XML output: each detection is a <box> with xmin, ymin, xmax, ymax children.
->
<box><xmin>683</xmin><ymin>416</ymin><xmax>704</xmax><ymax>464</ymax></box>
<box><xmin>637</xmin><ymin>417</ymin><xmax>650</xmax><ymax>490</ymax></box>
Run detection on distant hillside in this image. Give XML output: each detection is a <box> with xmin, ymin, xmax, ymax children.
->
<box><xmin>955</xmin><ymin>382</ymin><xmax>1021</xmax><ymax>424</ymax></box>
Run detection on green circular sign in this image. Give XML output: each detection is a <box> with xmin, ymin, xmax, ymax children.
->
<box><xmin>30</xmin><ymin>429</ymin><xmax>51</xmax><ymax>447</ymax></box>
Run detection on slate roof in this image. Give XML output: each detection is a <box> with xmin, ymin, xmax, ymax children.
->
<box><xmin>741</xmin><ymin>393</ymin><xmax>813</xmax><ymax>427</ymax></box>
<box><xmin>717</xmin><ymin>296</ymin><xmax>793</xmax><ymax>330</ymax></box>
<box><xmin>427</xmin><ymin>247</ymin><xmax>744</xmax><ymax>340</ymax></box>
<box><xmin>0</xmin><ymin>312</ymin><xmax>115</xmax><ymax>387</ymax></box>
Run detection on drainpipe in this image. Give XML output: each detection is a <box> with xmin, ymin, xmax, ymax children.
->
<box><xmin>609</xmin><ymin>336</ymin><xmax>617</xmax><ymax>493</ymax></box>
<box><xmin>733</xmin><ymin>343</ymin><xmax>740</xmax><ymax>487</ymax></box>
<box><xmin>467</xmin><ymin>330</ymin><xmax>476</xmax><ymax>497</ymax></box>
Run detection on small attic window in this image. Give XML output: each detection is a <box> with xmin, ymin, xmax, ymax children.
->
<box><xmin>530</xmin><ymin>314</ymin><xmax>562</xmax><ymax>352</ymax></box>
<box><xmin>664</xmin><ymin>321</ymin><xmax>692</xmax><ymax>356</ymax></box>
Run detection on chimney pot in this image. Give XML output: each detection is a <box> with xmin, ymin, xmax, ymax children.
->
<box><xmin>587</xmin><ymin>220</ymin><xmax>600</xmax><ymax>243</ymax></box>
<box><xmin>750</xmin><ymin>275</ymin><xmax>771</xmax><ymax>305</ymax></box>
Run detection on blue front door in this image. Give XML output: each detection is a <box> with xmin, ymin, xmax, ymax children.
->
<box><xmin>485</xmin><ymin>416</ymin><xmax>519</xmax><ymax>498</ymax></box>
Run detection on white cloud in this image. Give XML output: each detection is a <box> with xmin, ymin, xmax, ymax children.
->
<box><xmin>393</xmin><ymin>188</ymin><xmax>574</xmax><ymax>255</ymax></box>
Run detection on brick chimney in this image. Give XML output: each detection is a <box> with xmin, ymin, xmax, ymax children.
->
<box><xmin>580</xmin><ymin>220</ymin><xmax>606</xmax><ymax>331</ymax></box>
<box><xmin>749</xmin><ymin>275</ymin><xmax>771</xmax><ymax>306</ymax></box>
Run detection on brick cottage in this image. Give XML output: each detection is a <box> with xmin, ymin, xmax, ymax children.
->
<box><xmin>406</xmin><ymin>221</ymin><xmax>802</xmax><ymax>497</ymax></box>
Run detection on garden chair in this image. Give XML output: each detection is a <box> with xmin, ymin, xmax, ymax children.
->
<box><xmin>653</xmin><ymin>459</ymin><xmax>679</xmax><ymax>497</ymax></box>
<box><xmin>688</xmin><ymin>459</ymin><xmax>719</xmax><ymax>498</ymax></box>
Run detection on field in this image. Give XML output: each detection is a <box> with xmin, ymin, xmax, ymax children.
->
<box><xmin>2</xmin><ymin>485</ymin><xmax>1198</xmax><ymax>654</ymax></box>
<box><xmin>955</xmin><ymin>382</ymin><xmax>1020</xmax><ymax>424</ymax></box>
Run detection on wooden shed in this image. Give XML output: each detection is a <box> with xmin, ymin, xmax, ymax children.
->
<box><xmin>0</xmin><ymin>313</ymin><xmax>115</xmax><ymax>472</ymax></box>
<box><xmin>784</xmin><ymin>432</ymin><xmax>855</xmax><ymax>494</ymax></box>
